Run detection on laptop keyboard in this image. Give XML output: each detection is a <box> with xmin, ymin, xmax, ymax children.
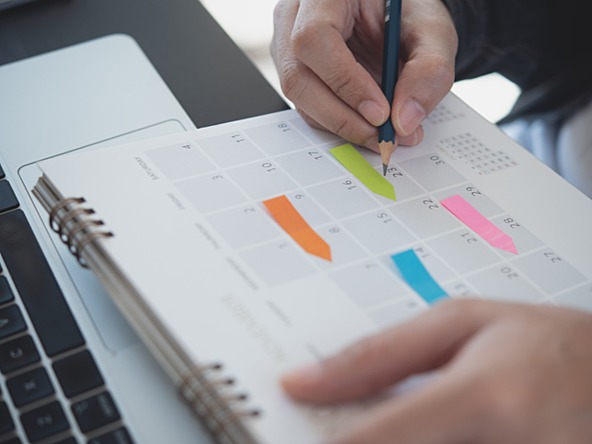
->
<box><xmin>0</xmin><ymin>163</ymin><xmax>133</xmax><ymax>443</ymax></box>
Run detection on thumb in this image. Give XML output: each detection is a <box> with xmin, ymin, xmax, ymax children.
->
<box><xmin>391</xmin><ymin>0</ymin><xmax>458</xmax><ymax>136</ymax></box>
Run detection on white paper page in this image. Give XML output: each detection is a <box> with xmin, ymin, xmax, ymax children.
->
<box><xmin>38</xmin><ymin>93</ymin><xmax>592</xmax><ymax>443</ymax></box>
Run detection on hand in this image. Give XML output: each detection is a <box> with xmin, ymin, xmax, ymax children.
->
<box><xmin>281</xmin><ymin>299</ymin><xmax>592</xmax><ymax>443</ymax></box>
<box><xmin>271</xmin><ymin>0</ymin><xmax>457</xmax><ymax>152</ymax></box>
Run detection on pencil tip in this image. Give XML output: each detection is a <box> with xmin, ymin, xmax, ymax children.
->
<box><xmin>382</xmin><ymin>163</ymin><xmax>388</xmax><ymax>176</ymax></box>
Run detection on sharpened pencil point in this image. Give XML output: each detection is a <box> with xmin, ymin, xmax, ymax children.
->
<box><xmin>378</xmin><ymin>140</ymin><xmax>395</xmax><ymax>177</ymax></box>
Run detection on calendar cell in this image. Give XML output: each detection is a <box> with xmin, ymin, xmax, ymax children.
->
<box><xmin>226</xmin><ymin>160</ymin><xmax>298</xmax><ymax>200</ymax></box>
<box><xmin>427</xmin><ymin>229</ymin><xmax>500</xmax><ymax>274</ymax></box>
<box><xmin>342</xmin><ymin>209</ymin><xmax>416</xmax><ymax>255</ymax></box>
<box><xmin>206</xmin><ymin>204</ymin><xmax>282</xmax><ymax>249</ymax></box>
<box><xmin>176</xmin><ymin>173</ymin><xmax>246</xmax><ymax>213</ymax></box>
<box><xmin>391</xmin><ymin>196</ymin><xmax>461</xmax><ymax>238</ymax></box>
<box><xmin>245</xmin><ymin>121</ymin><xmax>311</xmax><ymax>156</ymax></box>
<box><xmin>398</xmin><ymin>153</ymin><xmax>465</xmax><ymax>191</ymax></box>
<box><xmin>239</xmin><ymin>240</ymin><xmax>316</xmax><ymax>286</ymax></box>
<box><xmin>382</xmin><ymin>245</ymin><xmax>456</xmax><ymax>284</ymax></box>
<box><xmin>467</xmin><ymin>265</ymin><xmax>543</xmax><ymax>303</ymax></box>
<box><xmin>288</xmin><ymin>118</ymin><xmax>340</xmax><ymax>145</ymax></box>
<box><xmin>275</xmin><ymin>149</ymin><xmax>344</xmax><ymax>186</ymax></box>
<box><xmin>307</xmin><ymin>177</ymin><xmax>380</xmax><ymax>219</ymax></box>
<box><xmin>329</xmin><ymin>261</ymin><xmax>408</xmax><ymax>309</ymax></box>
<box><xmin>146</xmin><ymin>142</ymin><xmax>216</xmax><ymax>180</ymax></box>
<box><xmin>378</xmin><ymin>164</ymin><xmax>423</xmax><ymax>202</ymax></box>
<box><xmin>368</xmin><ymin>296</ymin><xmax>427</xmax><ymax>329</ymax></box>
<box><xmin>490</xmin><ymin>215</ymin><xmax>544</xmax><ymax>257</ymax></box>
<box><xmin>512</xmin><ymin>249</ymin><xmax>586</xmax><ymax>295</ymax></box>
<box><xmin>441</xmin><ymin>280</ymin><xmax>476</xmax><ymax>298</ymax></box>
<box><xmin>197</xmin><ymin>131</ymin><xmax>266</xmax><ymax>168</ymax></box>
<box><xmin>312</xmin><ymin>224</ymin><xmax>366</xmax><ymax>268</ymax></box>
<box><xmin>554</xmin><ymin>284</ymin><xmax>592</xmax><ymax>312</ymax></box>
<box><xmin>284</xmin><ymin>192</ymin><xmax>331</xmax><ymax>227</ymax></box>
<box><xmin>435</xmin><ymin>183</ymin><xmax>503</xmax><ymax>218</ymax></box>
<box><xmin>355</xmin><ymin>145</ymin><xmax>381</xmax><ymax>166</ymax></box>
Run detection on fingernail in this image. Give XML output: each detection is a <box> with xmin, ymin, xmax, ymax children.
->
<box><xmin>359</xmin><ymin>100</ymin><xmax>388</xmax><ymax>127</ymax></box>
<box><xmin>398</xmin><ymin>99</ymin><xmax>426</xmax><ymax>135</ymax></box>
<box><xmin>283</xmin><ymin>363</ymin><xmax>323</xmax><ymax>386</ymax></box>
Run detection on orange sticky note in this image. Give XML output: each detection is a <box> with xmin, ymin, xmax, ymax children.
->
<box><xmin>263</xmin><ymin>195</ymin><xmax>332</xmax><ymax>261</ymax></box>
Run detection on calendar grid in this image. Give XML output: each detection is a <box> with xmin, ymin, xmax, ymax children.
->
<box><xmin>142</xmin><ymin>115</ymin><xmax>590</xmax><ymax>329</ymax></box>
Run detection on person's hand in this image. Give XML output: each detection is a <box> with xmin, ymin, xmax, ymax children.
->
<box><xmin>271</xmin><ymin>0</ymin><xmax>457</xmax><ymax>152</ymax></box>
<box><xmin>281</xmin><ymin>299</ymin><xmax>592</xmax><ymax>443</ymax></box>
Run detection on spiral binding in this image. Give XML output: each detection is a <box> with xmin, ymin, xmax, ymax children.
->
<box><xmin>48</xmin><ymin>196</ymin><xmax>114</xmax><ymax>268</ymax></box>
<box><xmin>179</xmin><ymin>362</ymin><xmax>261</xmax><ymax>444</ymax></box>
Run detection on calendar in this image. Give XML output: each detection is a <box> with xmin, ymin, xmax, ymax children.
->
<box><xmin>35</xmin><ymin>92</ymin><xmax>592</xmax><ymax>443</ymax></box>
<box><xmin>139</xmin><ymin>98</ymin><xmax>592</xmax><ymax>331</ymax></box>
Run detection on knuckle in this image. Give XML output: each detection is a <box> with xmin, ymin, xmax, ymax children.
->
<box><xmin>328</xmin><ymin>114</ymin><xmax>372</xmax><ymax>145</ymax></box>
<box><xmin>331</xmin><ymin>116</ymin><xmax>351</xmax><ymax>138</ymax></box>
<box><xmin>291</xmin><ymin>23</ymin><xmax>319</xmax><ymax>59</ymax></box>
<box><xmin>272</xmin><ymin>0</ymin><xmax>288</xmax><ymax>24</ymax></box>
<box><xmin>477</xmin><ymin>376</ymin><xmax>538</xmax><ymax>425</ymax></box>
<box><xmin>423</xmin><ymin>54</ymin><xmax>455</xmax><ymax>91</ymax></box>
<box><xmin>325</xmin><ymin>68</ymin><xmax>357</xmax><ymax>98</ymax></box>
<box><xmin>279</xmin><ymin>62</ymin><xmax>305</xmax><ymax>102</ymax></box>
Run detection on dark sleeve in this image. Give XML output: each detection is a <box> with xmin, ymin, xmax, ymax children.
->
<box><xmin>440</xmin><ymin>0</ymin><xmax>585</xmax><ymax>92</ymax></box>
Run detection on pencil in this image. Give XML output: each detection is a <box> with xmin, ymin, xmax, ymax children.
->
<box><xmin>378</xmin><ymin>0</ymin><xmax>402</xmax><ymax>175</ymax></box>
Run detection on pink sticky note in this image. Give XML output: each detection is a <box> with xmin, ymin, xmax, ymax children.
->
<box><xmin>441</xmin><ymin>194</ymin><xmax>517</xmax><ymax>254</ymax></box>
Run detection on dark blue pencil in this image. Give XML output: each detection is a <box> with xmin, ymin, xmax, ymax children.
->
<box><xmin>378</xmin><ymin>0</ymin><xmax>402</xmax><ymax>175</ymax></box>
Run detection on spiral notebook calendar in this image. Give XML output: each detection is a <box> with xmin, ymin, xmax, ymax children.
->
<box><xmin>33</xmin><ymin>93</ymin><xmax>592</xmax><ymax>443</ymax></box>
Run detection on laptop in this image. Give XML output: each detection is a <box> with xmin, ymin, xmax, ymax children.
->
<box><xmin>0</xmin><ymin>34</ymin><xmax>215</xmax><ymax>443</ymax></box>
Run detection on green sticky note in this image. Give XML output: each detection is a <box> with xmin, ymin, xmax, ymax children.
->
<box><xmin>330</xmin><ymin>143</ymin><xmax>396</xmax><ymax>201</ymax></box>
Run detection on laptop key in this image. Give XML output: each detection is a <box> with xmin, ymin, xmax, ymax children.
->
<box><xmin>0</xmin><ymin>304</ymin><xmax>26</xmax><ymax>340</ymax></box>
<box><xmin>0</xmin><ymin>210</ymin><xmax>85</xmax><ymax>356</ymax></box>
<box><xmin>54</xmin><ymin>438</ymin><xmax>77</xmax><ymax>444</ymax></box>
<box><xmin>53</xmin><ymin>350</ymin><xmax>104</xmax><ymax>398</ymax></box>
<box><xmin>0</xmin><ymin>275</ymin><xmax>15</xmax><ymax>305</ymax></box>
<box><xmin>0</xmin><ymin>334</ymin><xmax>40</xmax><ymax>374</ymax></box>
<box><xmin>72</xmin><ymin>391</ymin><xmax>120</xmax><ymax>433</ymax></box>
<box><xmin>88</xmin><ymin>426</ymin><xmax>134</xmax><ymax>444</ymax></box>
<box><xmin>0</xmin><ymin>180</ymin><xmax>19</xmax><ymax>213</ymax></box>
<box><xmin>7</xmin><ymin>366</ymin><xmax>55</xmax><ymax>407</ymax></box>
<box><xmin>0</xmin><ymin>400</ymin><xmax>16</xmax><ymax>434</ymax></box>
<box><xmin>20</xmin><ymin>400</ymin><xmax>70</xmax><ymax>442</ymax></box>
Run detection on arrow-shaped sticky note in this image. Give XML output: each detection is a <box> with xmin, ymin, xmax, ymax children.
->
<box><xmin>392</xmin><ymin>249</ymin><xmax>448</xmax><ymax>304</ymax></box>
<box><xmin>263</xmin><ymin>195</ymin><xmax>332</xmax><ymax>261</ymax></box>
<box><xmin>330</xmin><ymin>143</ymin><xmax>396</xmax><ymax>201</ymax></box>
<box><xmin>441</xmin><ymin>194</ymin><xmax>517</xmax><ymax>254</ymax></box>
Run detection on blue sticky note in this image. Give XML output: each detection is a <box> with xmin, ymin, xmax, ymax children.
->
<box><xmin>391</xmin><ymin>249</ymin><xmax>448</xmax><ymax>304</ymax></box>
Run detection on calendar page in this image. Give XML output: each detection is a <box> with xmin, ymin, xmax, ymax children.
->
<box><xmin>38</xmin><ymin>93</ymin><xmax>592</xmax><ymax>443</ymax></box>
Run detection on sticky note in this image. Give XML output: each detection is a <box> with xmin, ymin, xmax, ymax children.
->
<box><xmin>330</xmin><ymin>144</ymin><xmax>396</xmax><ymax>201</ymax></box>
<box><xmin>441</xmin><ymin>194</ymin><xmax>517</xmax><ymax>254</ymax></box>
<box><xmin>263</xmin><ymin>195</ymin><xmax>332</xmax><ymax>261</ymax></box>
<box><xmin>391</xmin><ymin>249</ymin><xmax>447</xmax><ymax>304</ymax></box>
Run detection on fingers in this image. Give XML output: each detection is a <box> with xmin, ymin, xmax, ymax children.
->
<box><xmin>272</xmin><ymin>0</ymin><xmax>458</xmax><ymax>149</ymax></box>
<box><xmin>282</xmin><ymin>299</ymin><xmax>508</xmax><ymax>404</ymax></box>
<box><xmin>272</xmin><ymin>0</ymin><xmax>387</xmax><ymax>149</ymax></box>
<box><xmin>331</xmin><ymin>375</ymin><xmax>479</xmax><ymax>444</ymax></box>
<box><xmin>298</xmin><ymin>106</ymin><xmax>423</xmax><ymax>150</ymax></box>
<box><xmin>292</xmin><ymin>0</ymin><xmax>389</xmax><ymax>126</ymax></box>
<box><xmin>391</xmin><ymin>0</ymin><xmax>458</xmax><ymax>136</ymax></box>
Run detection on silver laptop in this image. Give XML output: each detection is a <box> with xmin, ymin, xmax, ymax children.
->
<box><xmin>0</xmin><ymin>34</ymin><xmax>214</xmax><ymax>443</ymax></box>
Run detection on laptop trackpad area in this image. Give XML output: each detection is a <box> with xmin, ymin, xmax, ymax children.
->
<box><xmin>20</xmin><ymin>119</ymin><xmax>187</xmax><ymax>353</ymax></box>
